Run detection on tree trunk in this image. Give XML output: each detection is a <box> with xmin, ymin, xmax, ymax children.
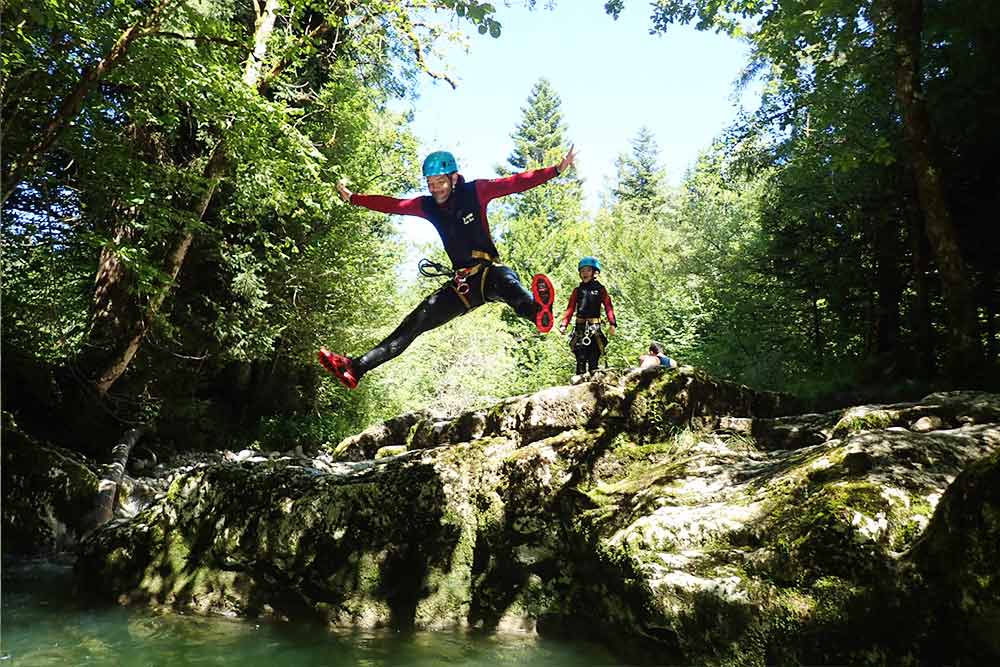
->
<box><xmin>873</xmin><ymin>209</ymin><xmax>902</xmax><ymax>367</ymax></box>
<box><xmin>907</xmin><ymin>201</ymin><xmax>935</xmax><ymax>377</ymax></box>
<box><xmin>983</xmin><ymin>271</ymin><xmax>997</xmax><ymax>366</ymax></box>
<box><xmin>884</xmin><ymin>0</ymin><xmax>982</xmax><ymax>379</ymax></box>
<box><xmin>88</xmin><ymin>213</ymin><xmax>142</xmax><ymax>347</ymax></box>
<box><xmin>1</xmin><ymin>0</ymin><xmax>182</xmax><ymax>203</ymax></box>
<box><xmin>811</xmin><ymin>293</ymin><xmax>823</xmax><ymax>362</ymax></box>
<box><xmin>245</xmin><ymin>0</ymin><xmax>282</xmax><ymax>88</ymax></box>
<box><xmin>89</xmin><ymin>0</ymin><xmax>283</xmax><ymax>395</ymax></box>
<box><xmin>92</xmin><ymin>149</ymin><xmax>223</xmax><ymax>396</ymax></box>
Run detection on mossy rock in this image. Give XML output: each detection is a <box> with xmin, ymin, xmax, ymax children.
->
<box><xmin>331</xmin><ymin>410</ymin><xmax>433</xmax><ymax>461</ymax></box>
<box><xmin>831</xmin><ymin>408</ymin><xmax>898</xmax><ymax>439</ymax></box>
<box><xmin>69</xmin><ymin>381</ymin><xmax>1000</xmax><ymax>666</ymax></box>
<box><xmin>757</xmin><ymin>480</ymin><xmax>897</xmax><ymax>586</ymax></box>
<box><xmin>625</xmin><ymin>369</ymin><xmax>796</xmax><ymax>443</ymax></box>
<box><xmin>375</xmin><ymin>444</ymin><xmax>408</xmax><ymax>459</ymax></box>
<box><xmin>2</xmin><ymin>417</ymin><xmax>100</xmax><ymax>554</ymax></box>
<box><xmin>626</xmin><ymin>370</ymin><xmax>689</xmax><ymax>442</ymax></box>
<box><xmin>907</xmin><ymin>450</ymin><xmax>1000</xmax><ymax>661</ymax></box>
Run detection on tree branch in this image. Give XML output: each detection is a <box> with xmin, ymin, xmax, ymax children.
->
<box><xmin>143</xmin><ymin>30</ymin><xmax>244</xmax><ymax>48</ymax></box>
<box><xmin>404</xmin><ymin>24</ymin><xmax>456</xmax><ymax>89</ymax></box>
<box><xmin>259</xmin><ymin>20</ymin><xmax>334</xmax><ymax>94</ymax></box>
<box><xmin>257</xmin><ymin>8</ymin><xmax>377</xmax><ymax>96</ymax></box>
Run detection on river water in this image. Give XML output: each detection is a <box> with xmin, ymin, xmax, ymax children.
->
<box><xmin>1</xmin><ymin>559</ymin><xmax>621</xmax><ymax>666</ymax></box>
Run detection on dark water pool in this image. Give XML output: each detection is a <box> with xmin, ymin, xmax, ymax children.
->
<box><xmin>1</xmin><ymin>559</ymin><xmax>622</xmax><ymax>666</ymax></box>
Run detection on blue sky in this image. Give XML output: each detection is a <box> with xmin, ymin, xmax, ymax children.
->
<box><xmin>388</xmin><ymin>2</ymin><xmax>759</xmax><ymax>252</ymax></box>
<box><xmin>405</xmin><ymin>3</ymin><xmax>759</xmax><ymax>206</ymax></box>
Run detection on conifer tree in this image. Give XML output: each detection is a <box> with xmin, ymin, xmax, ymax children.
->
<box><xmin>613</xmin><ymin>126</ymin><xmax>667</xmax><ymax>215</ymax></box>
<box><xmin>507</xmin><ymin>78</ymin><xmax>571</xmax><ymax>170</ymax></box>
<box><xmin>499</xmin><ymin>78</ymin><xmax>584</xmax><ymax>227</ymax></box>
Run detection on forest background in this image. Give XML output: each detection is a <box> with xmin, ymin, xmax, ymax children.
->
<box><xmin>2</xmin><ymin>0</ymin><xmax>998</xmax><ymax>460</ymax></box>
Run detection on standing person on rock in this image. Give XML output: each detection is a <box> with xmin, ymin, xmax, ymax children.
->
<box><xmin>558</xmin><ymin>256</ymin><xmax>617</xmax><ymax>377</ymax></box>
<box><xmin>318</xmin><ymin>147</ymin><xmax>577</xmax><ymax>389</ymax></box>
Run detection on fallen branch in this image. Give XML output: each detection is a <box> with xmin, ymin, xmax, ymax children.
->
<box><xmin>88</xmin><ymin>427</ymin><xmax>146</xmax><ymax>530</ymax></box>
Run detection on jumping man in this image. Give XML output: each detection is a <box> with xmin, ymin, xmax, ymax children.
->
<box><xmin>318</xmin><ymin>147</ymin><xmax>577</xmax><ymax>388</ymax></box>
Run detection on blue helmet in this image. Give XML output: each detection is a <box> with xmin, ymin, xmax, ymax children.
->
<box><xmin>578</xmin><ymin>256</ymin><xmax>602</xmax><ymax>272</ymax></box>
<box><xmin>422</xmin><ymin>151</ymin><xmax>458</xmax><ymax>177</ymax></box>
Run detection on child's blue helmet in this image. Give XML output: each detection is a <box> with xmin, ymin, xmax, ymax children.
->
<box><xmin>422</xmin><ymin>151</ymin><xmax>458</xmax><ymax>177</ymax></box>
<box><xmin>578</xmin><ymin>256</ymin><xmax>602</xmax><ymax>272</ymax></box>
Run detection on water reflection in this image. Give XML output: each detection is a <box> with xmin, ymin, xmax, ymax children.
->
<box><xmin>2</xmin><ymin>560</ymin><xmax>617</xmax><ymax>666</ymax></box>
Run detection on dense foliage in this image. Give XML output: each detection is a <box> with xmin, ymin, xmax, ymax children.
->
<box><xmin>1</xmin><ymin>0</ymin><xmax>505</xmax><ymax>452</ymax></box>
<box><xmin>604</xmin><ymin>0</ymin><xmax>1000</xmax><ymax>392</ymax></box>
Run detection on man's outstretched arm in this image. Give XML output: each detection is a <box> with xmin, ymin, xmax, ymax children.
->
<box><xmin>337</xmin><ymin>180</ymin><xmax>425</xmax><ymax>217</ymax></box>
<box><xmin>476</xmin><ymin>145</ymin><xmax>577</xmax><ymax>202</ymax></box>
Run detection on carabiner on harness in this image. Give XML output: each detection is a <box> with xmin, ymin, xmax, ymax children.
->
<box><xmin>417</xmin><ymin>257</ymin><xmax>474</xmax><ymax>295</ymax></box>
<box><xmin>418</xmin><ymin>258</ymin><xmax>452</xmax><ymax>278</ymax></box>
<box><xmin>454</xmin><ymin>268</ymin><xmax>472</xmax><ymax>295</ymax></box>
<box><xmin>580</xmin><ymin>323</ymin><xmax>600</xmax><ymax>347</ymax></box>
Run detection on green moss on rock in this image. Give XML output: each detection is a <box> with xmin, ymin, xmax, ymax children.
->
<box><xmin>758</xmin><ymin>480</ymin><xmax>897</xmax><ymax>585</ymax></box>
<box><xmin>375</xmin><ymin>445</ymin><xmax>408</xmax><ymax>459</ymax></box>
<box><xmin>832</xmin><ymin>409</ymin><xmax>897</xmax><ymax>439</ymax></box>
<box><xmin>68</xmin><ymin>382</ymin><xmax>1000</xmax><ymax>667</ymax></box>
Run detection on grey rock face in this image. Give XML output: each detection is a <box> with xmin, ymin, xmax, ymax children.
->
<box><xmin>71</xmin><ymin>372</ymin><xmax>1000</xmax><ymax>665</ymax></box>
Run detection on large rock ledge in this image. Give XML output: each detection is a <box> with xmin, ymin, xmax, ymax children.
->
<box><xmin>32</xmin><ymin>371</ymin><xmax>1000</xmax><ymax>664</ymax></box>
<box><xmin>332</xmin><ymin>367</ymin><xmax>797</xmax><ymax>460</ymax></box>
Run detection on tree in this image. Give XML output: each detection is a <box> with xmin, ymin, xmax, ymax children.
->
<box><xmin>506</xmin><ymin>78</ymin><xmax>571</xmax><ymax>172</ymax></box>
<box><xmin>0</xmin><ymin>0</ymin><xmax>186</xmax><ymax>203</ymax></box>
<box><xmin>499</xmin><ymin>78</ymin><xmax>584</xmax><ymax>230</ymax></box>
<box><xmin>604</xmin><ymin>0</ymin><xmax>997</xmax><ymax>384</ymax></box>
<box><xmin>492</xmin><ymin>79</ymin><xmax>588</xmax><ymax>389</ymax></box>
<box><xmin>874</xmin><ymin>0</ymin><xmax>982</xmax><ymax>378</ymax></box>
<box><xmin>0</xmin><ymin>0</ymin><xmax>513</xmax><ymax>451</ymax></box>
<box><xmin>613</xmin><ymin>126</ymin><xmax>667</xmax><ymax>215</ymax></box>
<box><xmin>2</xmin><ymin>0</ymin><xmax>505</xmax><ymax>386</ymax></box>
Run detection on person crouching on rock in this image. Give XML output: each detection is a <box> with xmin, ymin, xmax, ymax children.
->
<box><xmin>638</xmin><ymin>341</ymin><xmax>679</xmax><ymax>370</ymax></box>
<box><xmin>558</xmin><ymin>256</ymin><xmax>617</xmax><ymax>376</ymax></box>
<box><xmin>317</xmin><ymin>147</ymin><xmax>576</xmax><ymax>389</ymax></box>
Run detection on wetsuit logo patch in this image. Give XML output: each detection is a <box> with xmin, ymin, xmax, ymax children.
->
<box><xmin>461</xmin><ymin>212</ymin><xmax>475</xmax><ymax>225</ymax></box>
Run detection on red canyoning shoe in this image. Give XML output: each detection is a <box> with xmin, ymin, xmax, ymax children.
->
<box><xmin>531</xmin><ymin>273</ymin><xmax>555</xmax><ymax>334</ymax></box>
<box><xmin>317</xmin><ymin>347</ymin><xmax>359</xmax><ymax>389</ymax></box>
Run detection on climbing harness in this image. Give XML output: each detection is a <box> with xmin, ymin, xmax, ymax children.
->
<box><xmin>570</xmin><ymin>316</ymin><xmax>602</xmax><ymax>347</ymax></box>
<box><xmin>569</xmin><ymin>321</ymin><xmax>604</xmax><ymax>349</ymax></box>
<box><xmin>418</xmin><ymin>251</ymin><xmax>500</xmax><ymax>309</ymax></box>
<box><xmin>419</xmin><ymin>257</ymin><xmax>472</xmax><ymax>295</ymax></box>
